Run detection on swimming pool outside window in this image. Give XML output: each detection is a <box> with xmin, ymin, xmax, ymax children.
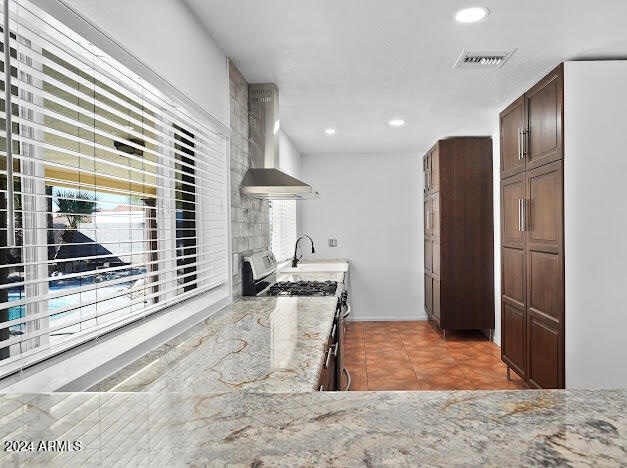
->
<box><xmin>0</xmin><ymin>0</ymin><xmax>229</xmax><ymax>378</ymax></box>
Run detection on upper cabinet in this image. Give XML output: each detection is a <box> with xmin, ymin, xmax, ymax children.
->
<box><xmin>423</xmin><ymin>146</ymin><xmax>440</xmax><ymax>195</ymax></box>
<box><xmin>500</xmin><ymin>64</ymin><xmax>564</xmax><ymax>179</ymax></box>
<box><xmin>500</xmin><ymin>96</ymin><xmax>526</xmax><ymax>178</ymax></box>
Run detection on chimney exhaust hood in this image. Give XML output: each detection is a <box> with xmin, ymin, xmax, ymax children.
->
<box><xmin>240</xmin><ymin>83</ymin><xmax>319</xmax><ymax>200</ymax></box>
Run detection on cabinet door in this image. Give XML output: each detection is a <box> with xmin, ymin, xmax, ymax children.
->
<box><xmin>500</xmin><ymin>96</ymin><xmax>525</xmax><ymax>178</ymax></box>
<box><xmin>424</xmin><ymin>198</ymin><xmax>432</xmax><ymax>236</ymax></box>
<box><xmin>432</xmin><ymin>277</ymin><xmax>440</xmax><ymax>325</ymax></box>
<box><xmin>501</xmin><ymin>174</ymin><xmax>525</xmax><ymax>250</ymax></box>
<box><xmin>525</xmin><ymin>161</ymin><xmax>564</xmax><ymax>389</ymax></box>
<box><xmin>424</xmin><ymin>238</ymin><xmax>433</xmax><ymax>273</ymax></box>
<box><xmin>423</xmin><ymin>154</ymin><xmax>430</xmax><ymax>195</ymax></box>
<box><xmin>424</xmin><ymin>273</ymin><xmax>432</xmax><ymax>317</ymax></box>
<box><xmin>525</xmin><ymin>64</ymin><xmax>563</xmax><ymax>171</ymax></box>
<box><xmin>500</xmin><ymin>174</ymin><xmax>527</xmax><ymax>378</ymax></box>
<box><xmin>431</xmin><ymin>196</ymin><xmax>440</xmax><ymax>277</ymax></box>
<box><xmin>527</xmin><ymin>313</ymin><xmax>560</xmax><ymax>389</ymax></box>
<box><xmin>429</xmin><ymin>146</ymin><xmax>440</xmax><ymax>194</ymax></box>
<box><xmin>432</xmin><ymin>196</ymin><xmax>440</xmax><ymax>238</ymax></box>
<box><xmin>432</xmin><ymin>240</ymin><xmax>440</xmax><ymax>277</ymax></box>
<box><xmin>502</xmin><ymin>301</ymin><xmax>526</xmax><ymax>379</ymax></box>
<box><xmin>501</xmin><ymin>175</ymin><xmax>526</xmax><ymax>309</ymax></box>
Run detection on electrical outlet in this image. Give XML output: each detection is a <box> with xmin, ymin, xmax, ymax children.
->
<box><xmin>328</xmin><ymin>239</ymin><xmax>337</xmax><ymax>247</ymax></box>
<box><xmin>232</xmin><ymin>253</ymin><xmax>239</xmax><ymax>275</ymax></box>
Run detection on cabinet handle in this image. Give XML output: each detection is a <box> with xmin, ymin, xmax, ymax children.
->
<box><xmin>518</xmin><ymin>199</ymin><xmax>523</xmax><ymax>232</ymax></box>
<box><xmin>522</xmin><ymin>199</ymin><xmax>528</xmax><ymax>231</ymax></box>
<box><xmin>426</xmin><ymin>210</ymin><xmax>430</xmax><ymax>230</ymax></box>
<box><xmin>324</xmin><ymin>346</ymin><xmax>333</xmax><ymax>368</ymax></box>
<box><xmin>342</xmin><ymin>367</ymin><xmax>351</xmax><ymax>391</ymax></box>
<box><xmin>341</xmin><ymin>303</ymin><xmax>351</xmax><ymax>319</ymax></box>
<box><xmin>332</xmin><ymin>342</ymin><xmax>339</xmax><ymax>357</ymax></box>
<box><xmin>330</xmin><ymin>323</ymin><xmax>336</xmax><ymax>340</ymax></box>
<box><xmin>517</xmin><ymin>127</ymin><xmax>522</xmax><ymax>160</ymax></box>
<box><xmin>319</xmin><ymin>384</ymin><xmax>324</xmax><ymax>391</ymax></box>
<box><xmin>521</xmin><ymin>129</ymin><xmax>527</xmax><ymax>159</ymax></box>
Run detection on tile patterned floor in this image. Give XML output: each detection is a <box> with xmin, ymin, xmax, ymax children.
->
<box><xmin>344</xmin><ymin>321</ymin><xmax>528</xmax><ymax>391</ymax></box>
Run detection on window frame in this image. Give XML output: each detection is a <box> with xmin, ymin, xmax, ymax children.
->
<box><xmin>0</xmin><ymin>0</ymin><xmax>230</xmax><ymax>380</ymax></box>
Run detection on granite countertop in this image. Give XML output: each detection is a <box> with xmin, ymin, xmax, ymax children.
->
<box><xmin>1</xmin><ymin>390</ymin><xmax>624</xmax><ymax>466</ymax></box>
<box><xmin>89</xmin><ymin>296</ymin><xmax>338</xmax><ymax>393</ymax></box>
<box><xmin>22</xmin><ymin>258</ymin><xmax>622</xmax><ymax>465</ymax></box>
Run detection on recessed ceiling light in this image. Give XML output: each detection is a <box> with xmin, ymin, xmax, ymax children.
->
<box><xmin>389</xmin><ymin>119</ymin><xmax>406</xmax><ymax>127</ymax></box>
<box><xmin>455</xmin><ymin>6</ymin><xmax>489</xmax><ymax>23</ymax></box>
<box><xmin>325</xmin><ymin>128</ymin><xmax>336</xmax><ymax>135</ymax></box>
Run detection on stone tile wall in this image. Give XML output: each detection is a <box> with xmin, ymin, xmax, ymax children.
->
<box><xmin>229</xmin><ymin>61</ymin><xmax>269</xmax><ymax>297</ymax></box>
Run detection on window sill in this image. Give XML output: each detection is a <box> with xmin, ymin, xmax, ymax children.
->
<box><xmin>0</xmin><ymin>287</ymin><xmax>230</xmax><ymax>392</ymax></box>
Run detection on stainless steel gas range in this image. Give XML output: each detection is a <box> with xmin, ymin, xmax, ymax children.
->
<box><xmin>242</xmin><ymin>251</ymin><xmax>342</xmax><ymax>297</ymax></box>
<box><xmin>242</xmin><ymin>251</ymin><xmax>351</xmax><ymax>391</ymax></box>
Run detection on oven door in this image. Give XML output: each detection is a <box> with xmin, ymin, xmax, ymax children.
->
<box><xmin>336</xmin><ymin>295</ymin><xmax>351</xmax><ymax>391</ymax></box>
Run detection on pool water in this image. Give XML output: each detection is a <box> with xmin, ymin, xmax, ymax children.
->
<box><xmin>7</xmin><ymin>283</ymin><xmax>132</xmax><ymax>322</ymax></box>
<box><xmin>8</xmin><ymin>292</ymin><xmax>74</xmax><ymax>321</ymax></box>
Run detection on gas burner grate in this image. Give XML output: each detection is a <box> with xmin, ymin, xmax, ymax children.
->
<box><xmin>266</xmin><ymin>280</ymin><xmax>338</xmax><ymax>297</ymax></box>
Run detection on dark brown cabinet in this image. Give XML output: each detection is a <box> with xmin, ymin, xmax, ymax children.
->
<box><xmin>318</xmin><ymin>322</ymin><xmax>337</xmax><ymax>391</ymax></box>
<box><xmin>500</xmin><ymin>64</ymin><xmax>565</xmax><ymax>389</ymax></box>
<box><xmin>500</xmin><ymin>64</ymin><xmax>563</xmax><ymax>179</ymax></box>
<box><xmin>424</xmin><ymin>145</ymin><xmax>440</xmax><ymax>195</ymax></box>
<box><xmin>319</xmin><ymin>300</ymin><xmax>352</xmax><ymax>392</ymax></box>
<box><xmin>500</xmin><ymin>96</ymin><xmax>526</xmax><ymax>178</ymax></box>
<box><xmin>423</xmin><ymin>137</ymin><xmax>494</xmax><ymax>338</ymax></box>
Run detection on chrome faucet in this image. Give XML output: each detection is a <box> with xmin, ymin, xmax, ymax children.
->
<box><xmin>292</xmin><ymin>235</ymin><xmax>315</xmax><ymax>267</ymax></box>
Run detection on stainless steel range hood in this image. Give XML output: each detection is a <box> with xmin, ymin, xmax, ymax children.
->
<box><xmin>240</xmin><ymin>83</ymin><xmax>319</xmax><ymax>200</ymax></box>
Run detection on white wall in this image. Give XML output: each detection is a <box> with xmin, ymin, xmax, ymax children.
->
<box><xmin>563</xmin><ymin>61</ymin><xmax>627</xmax><ymax>389</ymax></box>
<box><xmin>33</xmin><ymin>0</ymin><xmax>228</xmax><ymax>124</ymax></box>
<box><xmin>300</xmin><ymin>153</ymin><xmax>422</xmax><ymax>321</ymax></box>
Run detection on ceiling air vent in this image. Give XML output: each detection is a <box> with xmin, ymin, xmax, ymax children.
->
<box><xmin>453</xmin><ymin>49</ymin><xmax>515</xmax><ymax>70</ymax></box>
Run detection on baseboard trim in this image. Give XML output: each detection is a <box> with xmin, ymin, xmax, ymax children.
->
<box><xmin>348</xmin><ymin>315</ymin><xmax>429</xmax><ymax>322</ymax></box>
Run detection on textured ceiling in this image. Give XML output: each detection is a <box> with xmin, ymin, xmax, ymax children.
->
<box><xmin>185</xmin><ymin>0</ymin><xmax>627</xmax><ymax>155</ymax></box>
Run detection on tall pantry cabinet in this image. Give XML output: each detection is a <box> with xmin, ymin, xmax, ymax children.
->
<box><xmin>500</xmin><ymin>64</ymin><xmax>564</xmax><ymax>389</ymax></box>
<box><xmin>423</xmin><ymin>137</ymin><xmax>494</xmax><ymax>339</ymax></box>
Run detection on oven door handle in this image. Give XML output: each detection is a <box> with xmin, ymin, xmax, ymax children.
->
<box><xmin>342</xmin><ymin>367</ymin><xmax>351</xmax><ymax>391</ymax></box>
<box><xmin>341</xmin><ymin>303</ymin><xmax>351</xmax><ymax>319</ymax></box>
<box><xmin>324</xmin><ymin>346</ymin><xmax>333</xmax><ymax>369</ymax></box>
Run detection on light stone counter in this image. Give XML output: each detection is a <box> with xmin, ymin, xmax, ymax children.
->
<box><xmin>88</xmin><ymin>297</ymin><xmax>338</xmax><ymax>393</ymax></box>
<box><xmin>0</xmin><ymin>390</ymin><xmax>624</xmax><ymax>466</ymax></box>
<box><xmin>298</xmin><ymin>258</ymin><xmax>349</xmax><ymax>264</ymax></box>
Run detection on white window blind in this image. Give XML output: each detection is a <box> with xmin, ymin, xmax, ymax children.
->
<box><xmin>0</xmin><ymin>0</ymin><xmax>228</xmax><ymax>378</ymax></box>
<box><xmin>270</xmin><ymin>200</ymin><xmax>297</xmax><ymax>262</ymax></box>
